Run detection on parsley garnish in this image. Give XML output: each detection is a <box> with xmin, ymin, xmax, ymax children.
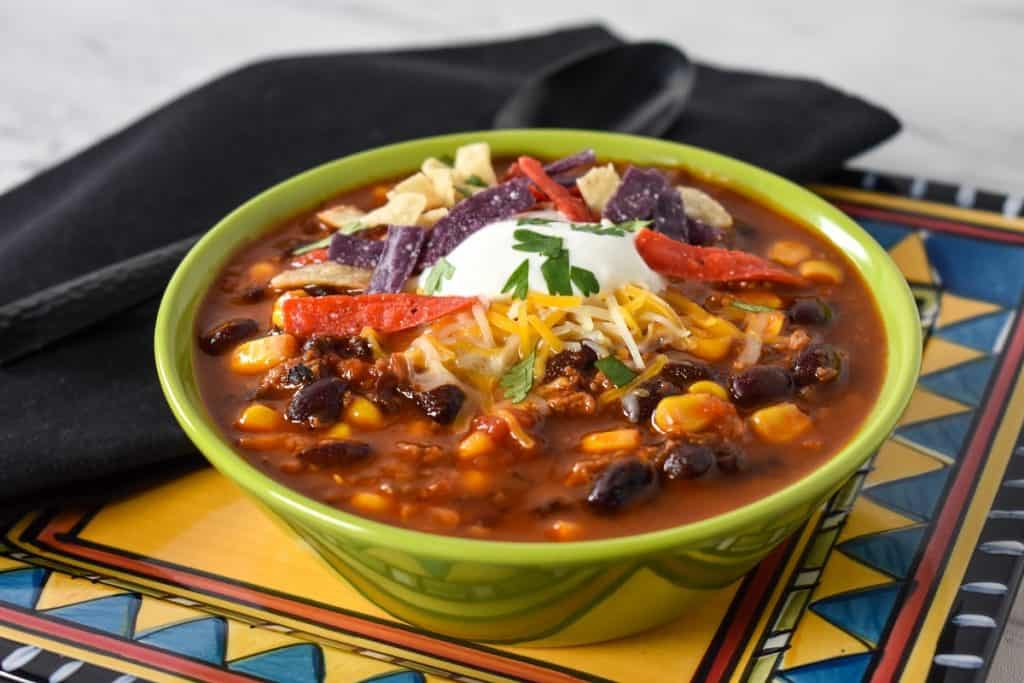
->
<box><xmin>423</xmin><ymin>258</ymin><xmax>455</xmax><ymax>295</ymax></box>
<box><xmin>540</xmin><ymin>249</ymin><xmax>573</xmax><ymax>295</ymax></box>
<box><xmin>499</xmin><ymin>347</ymin><xmax>537</xmax><ymax>403</ymax></box>
<box><xmin>340</xmin><ymin>221</ymin><xmax>370</xmax><ymax>235</ymax></box>
<box><xmin>595</xmin><ymin>356</ymin><xmax>637</xmax><ymax>387</ymax></box>
<box><xmin>291</xmin><ymin>235</ymin><xmax>333</xmax><ymax>255</ymax></box>
<box><xmin>516</xmin><ymin>217</ymin><xmax>556</xmax><ymax>226</ymax></box>
<box><xmin>512</xmin><ymin>229</ymin><xmax>564</xmax><ymax>259</ymax></box>
<box><xmin>501</xmin><ymin>259</ymin><xmax>530</xmax><ymax>300</ymax></box>
<box><xmin>465</xmin><ymin>174</ymin><xmax>487</xmax><ymax>188</ymax></box>
<box><xmin>570</xmin><ymin>266</ymin><xmax>600</xmax><ymax>296</ymax></box>
<box><xmin>731</xmin><ymin>301</ymin><xmax>777</xmax><ymax>313</ymax></box>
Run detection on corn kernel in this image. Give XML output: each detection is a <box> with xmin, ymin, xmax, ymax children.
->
<box><xmin>688</xmin><ymin>380</ymin><xmax>729</xmax><ymax>401</ymax></box>
<box><xmin>350</xmin><ymin>492</ymin><xmax>392</xmax><ymax>515</ymax></box>
<box><xmin>580</xmin><ymin>428</ymin><xmax>640</xmax><ymax>453</ymax></box>
<box><xmin>750</xmin><ymin>403</ymin><xmax>812</xmax><ymax>444</ymax></box>
<box><xmin>652</xmin><ymin>394</ymin><xmax>725</xmax><ymax>435</ymax></box>
<box><xmin>229</xmin><ymin>334</ymin><xmax>298</xmax><ymax>374</ymax></box>
<box><xmin>247</xmin><ymin>260</ymin><xmax>278</xmax><ymax>282</ymax></box>
<box><xmin>235</xmin><ymin>404</ymin><xmax>283</xmax><ymax>432</ymax></box>
<box><xmin>746</xmin><ymin>311</ymin><xmax>786</xmax><ymax>338</ymax></box>
<box><xmin>428</xmin><ymin>507</ymin><xmax>461</xmax><ymax>528</ymax></box>
<box><xmin>324</xmin><ymin>422</ymin><xmax>353</xmax><ymax>439</ymax></box>
<box><xmin>271</xmin><ymin>290</ymin><xmax>308</xmax><ymax>327</ymax></box>
<box><xmin>768</xmin><ymin>240</ymin><xmax>812</xmax><ymax>267</ymax></box>
<box><xmin>460</xmin><ymin>469</ymin><xmax>493</xmax><ymax>495</ymax></box>
<box><xmin>690</xmin><ymin>335</ymin><xmax>734</xmax><ymax>361</ymax></box>
<box><xmin>799</xmin><ymin>260</ymin><xmax>844</xmax><ymax>285</ymax></box>
<box><xmin>344</xmin><ymin>397</ymin><xmax>385</xmax><ymax>430</ymax></box>
<box><xmin>546</xmin><ymin>520</ymin><xmax>583</xmax><ymax>542</ymax></box>
<box><xmin>458</xmin><ymin>432</ymin><xmax>496</xmax><ymax>460</ymax></box>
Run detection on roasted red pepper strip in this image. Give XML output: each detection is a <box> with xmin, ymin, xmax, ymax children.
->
<box><xmin>282</xmin><ymin>293</ymin><xmax>476</xmax><ymax>336</ymax></box>
<box><xmin>289</xmin><ymin>248</ymin><xmax>329</xmax><ymax>267</ymax></box>
<box><xmin>516</xmin><ymin>156</ymin><xmax>594</xmax><ymax>222</ymax></box>
<box><xmin>635</xmin><ymin>229</ymin><xmax>805</xmax><ymax>286</ymax></box>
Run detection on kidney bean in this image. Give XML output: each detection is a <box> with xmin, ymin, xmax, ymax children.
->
<box><xmin>413</xmin><ymin>385</ymin><xmax>466</xmax><ymax>424</ymax></box>
<box><xmin>284</xmin><ymin>363</ymin><xmax>316</xmax><ymax>388</ymax></box>
<box><xmin>728</xmin><ymin>366</ymin><xmax>794</xmax><ymax>408</ymax></box>
<box><xmin>587</xmin><ymin>458</ymin><xmax>659</xmax><ymax>513</ymax></box>
<box><xmin>198</xmin><ymin>318</ymin><xmax>259</xmax><ymax>355</ymax></box>
<box><xmin>793</xmin><ymin>344</ymin><xmax>843</xmax><ymax>386</ymax></box>
<box><xmin>661</xmin><ymin>443</ymin><xmax>714</xmax><ymax>480</ymax></box>
<box><xmin>788</xmin><ymin>298</ymin><xmax>832</xmax><ymax>326</ymax></box>
<box><xmin>661</xmin><ymin>360</ymin><xmax>712</xmax><ymax>387</ymax></box>
<box><xmin>544</xmin><ymin>346</ymin><xmax>598</xmax><ymax>382</ymax></box>
<box><xmin>296</xmin><ymin>440</ymin><xmax>371</xmax><ymax>467</ymax></box>
<box><xmin>622</xmin><ymin>379</ymin><xmax>680</xmax><ymax>423</ymax></box>
<box><xmin>286</xmin><ymin>377</ymin><xmax>347</xmax><ymax>427</ymax></box>
<box><xmin>713</xmin><ymin>444</ymin><xmax>748</xmax><ymax>474</ymax></box>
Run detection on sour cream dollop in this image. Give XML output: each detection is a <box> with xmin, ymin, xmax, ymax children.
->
<box><xmin>421</xmin><ymin>214</ymin><xmax>665</xmax><ymax>298</ymax></box>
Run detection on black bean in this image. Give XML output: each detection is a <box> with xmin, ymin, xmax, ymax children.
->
<box><xmin>587</xmin><ymin>458</ymin><xmax>659</xmax><ymax>513</ymax></box>
<box><xmin>285</xmin><ymin>377</ymin><xmax>347</xmax><ymax>427</ymax></box>
<box><xmin>296</xmin><ymin>440</ymin><xmax>372</xmax><ymax>467</ymax></box>
<box><xmin>713</xmin><ymin>444</ymin><xmax>748</xmax><ymax>474</ymax></box>
<box><xmin>414</xmin><ymin>385</ymin><xmax>466</xmax><ymax>424</ymax></box>
<box><xmin>622</xmin><ymin>379</ymin><xmax>680</xmax><ymax>423</ymax></box>
<box><xmin>284</xmin><ymin>363</ymin><xmax>316</xmax><ymax>388</ymax></box>
<box><xmin>302</xmin><ymin>334</ymin><xmax>373</xmax><ymax>361</ymax></box>
<box><xmin>728</xmin><ymin>366</ymin><xmax>794</xmax><ymax>408</ymax></box>
<box><xmin>793</xmin><ymin>344</ymin><xmax>843</xmax><ymax>386</ymax></box>
<box><xmin>198</xmin><ymin>318</ymin><xmax>259</xmax><ymax>355</ymax></box>
<box><xmin>788</xmin><ymin>298</ymin><xmax>833</xmax><ymax>326</ymax></box>
<box><xmin>661</xmin><ymin>360</ymin><xmax>712</xmax><ymax>387</ymax></box>
<box><xmin>544</xmin><ymin>346</ymin><xmax>598</xmax><ymax>382</ymax></box>
<box><xmin>661</xmin><ymin>443</ymin><xmax>714</xmax><ymax>480</ymax></box>
<box><xmin>303</xmin><ymin>284</ymin><xmax>335</xmax><ymax>297</ymax></box>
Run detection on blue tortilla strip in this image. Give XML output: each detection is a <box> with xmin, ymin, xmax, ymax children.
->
<box><xmin>327</xmin><ymin>233</ymin><xmax>386</xmax><ymax>269</ymax></box>
<box><xmin>419</xmin><ymin>177</ymin><xmax>535</xmax><ymax>266</ymax></box>
<box><xmin>686</xmin><ymin>217</ymin><xmax>723</xmax><ymax>246</ymax></box>
<box><xmin>603</xmin><ymin>167</ymin><xmax>670</xmax><ymax>223</ymax></box>
<box><xmin>368</xmin><ymin>225</ymin><xmax>429</xmax><ymax>294</ymax></box>
<box><xmin>544</xmin><ymin>149</ymin><xmax>596</xmax><ymax>176</ymax></box>
<box><xmin>653</xmin><ymin>185</ymin><xmax>689</xmax><ymax>242</ymax></box>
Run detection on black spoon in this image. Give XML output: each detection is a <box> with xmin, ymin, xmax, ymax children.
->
<box><xmin>0</xmin><ymin>42</ymin><xmax>695</xmax><ymax>365</ymax></box>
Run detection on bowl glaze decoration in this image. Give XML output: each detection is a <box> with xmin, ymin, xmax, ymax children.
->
<box><xmin>155</xmin><ymin>130</ymin><xmax>921</xmax><ymax>645</ymax></box>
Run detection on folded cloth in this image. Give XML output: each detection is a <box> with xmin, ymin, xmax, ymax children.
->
<box><xmin>0</xmin><ymin>24</ymin><xmax>899</xmax><ymax>503</ymax></box>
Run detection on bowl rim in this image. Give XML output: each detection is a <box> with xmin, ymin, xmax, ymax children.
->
<box><xmin>155</xmin><ymin>129</ymin><xmax>921</xmax><ymax>565</ymax></box>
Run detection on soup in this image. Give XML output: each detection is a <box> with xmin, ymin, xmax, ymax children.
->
<box><xmin>194</xmin><ymin>144</ymin><xmax>885</xmax><ymax>541</ymax></box>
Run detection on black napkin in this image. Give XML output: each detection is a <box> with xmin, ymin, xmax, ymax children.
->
<box><xmin>0</xmin><ymin>25</ymin><xmax>899</xmax><ymax>504</ymax></box>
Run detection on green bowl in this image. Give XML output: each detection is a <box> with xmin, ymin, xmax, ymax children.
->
<box><xmin>155</xmin><ymin>130</ymin><xmax>920</xmax><ymax>646</ymax></box>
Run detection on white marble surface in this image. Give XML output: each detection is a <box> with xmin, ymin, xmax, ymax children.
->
<box><xmin>1</xmin><ymin>0</ymin><xmax>1023</xmax><ymax>195</ymax></box>
<box><xmin>2</xmin><ymin>1</ymin><xmax>1022</xmax><ymax>678</ymax></box>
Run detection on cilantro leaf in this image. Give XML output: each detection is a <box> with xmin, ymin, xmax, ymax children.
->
<box><xmin>465</xmin><ymin>174</ymin><xmax>488</xmax><ymax>188</ymax></box>
<box><xmin>613</xmin><ymin>219</ymin><xmax>651</xmax><ymax>232</ymax></box>
<box><xmin>541</xmin><ymin>249</ymin><xmax>572</xmax><ymax>295</ymax></box>
<box><xmin>340</xmin><ymin>221</ymin><xmax>370</xmax><ymax>235</ymax></box>
<box><xmin>499</xmin><ymin>347</ymin><xmax>537</xmax><ymax>403</ymax></box>
<box><xmin>595</xmin><ymin>356</ymin><xmax>637</xmax><ymax>387</ymax></box>
<box><xmin>501</xmin><ymin>259</ymin><xmax>530</xmax><ymax>300</ymax></box>
<box><xmin>291</xmin><ymin>235</ymin><xmax>333</xmax><ymax>255</ymax></box>
<box><xmin>570</xmin><ymin>224</ymin><xmax>626</xmax><ymax>237</ymax></box>
<box><xmin>456</xmin><ymin>185</ymin><xmax>476</xmax><ymax>199</ymax></box>
<box><xmin>570</xmin><ymin>266</ymin><xmax>600</xmax><ymax>296</ymax></box>
<box><xmin>516</xmin><ymin>217</ymin><xmax>556</xmax><ymax>226</ymax></box>
<box><xmin>730</xmin><ymin>300</ymin><xmax>777</xmax><ymax>313</ymax></box>
<box><xmin>423</xmin><ymin>258</ymin><xmax>455</xmax><ymax>295</ymax></box>
<box><xmin>512</xmin><ymin>229</ymin><xmax>563</xmax><ymax>259</ymax></box>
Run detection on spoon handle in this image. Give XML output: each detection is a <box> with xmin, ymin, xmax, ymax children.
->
<box><xmin>0</xmin><ymin>235</ymin><xmax>199</xmax><ymax>365</ymax></box>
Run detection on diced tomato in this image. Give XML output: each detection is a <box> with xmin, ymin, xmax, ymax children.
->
<box><xmin>516</xmin><ymin>156</ymin><xmax>594</xmax><ymax>222</ymax></box>
<box><xmin>635</xmin><ymin>229</ymin><xmax>805</xmax><ymax>286</ymax></box>
<box><xmin>289</xmin><ymin>248</ymin><xmax>329</xmax><ymax>267</ymax></box>
<box><xmin>282</xmin><ymin>293</ymin><xmax>476</xmax><ymax>336</ymax></box>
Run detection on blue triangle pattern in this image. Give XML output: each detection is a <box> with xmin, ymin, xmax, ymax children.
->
<box><xmin>925</xmin><ymin>233</ymin><xmax>1024</xmax><ymax>307</ymax></box>
<box><xmin>839</xmin><ymin>526</ymin><xmax>927</xmax><ymax>579</ymax></box>
<box><xmin>810</xmin><ymin>584</ymin><xmax>901</xmax><ymax>646</ymax></box>
<box><xmin>137</xmin><ymin>617</ymin><xmax>226</xmax><ymax>664</ymax></box>
<box><xmin>864</xmin><ymin>468</ymin><xmax>951</xmax><ymax>521</ymax></box>
<box><xmin>935</xmin><ymin>312</ymin><xmax>1011</xmax><ymax>353</ymax></box>
<box><xmin>919</xmin><ymin>358</ymin><xmax>995</xmax><ymax>406</ymax></box>
<box><xmin>894</xmin><ymin>412</ymin><xmax>973</xmax><ymax>461</ymax></box>
<box><xmin>360</xmin><ymin>672</ymin><xmax>427</xmax><ymax>683</ymax></box>
<box><xmin>777</xmin><ymin>652</ymin><xmax>873</xmax><ymax>683</ymax></box>
<box><xmin>45</xmin><ymin>594</ymin><xmax>140</xmax><ymax>637</ymax></box>
<box><xmin>0</xmin><ymin>568</ymin><xmax>48</xmax><ymax>609</ymax></box>
<box><xmin>230</xmin><ymin>644</ymin><xmax>325</xmax><ymax>683</ymax></box>
<box><xmin>860</xmin><ymin>219</ymin><xmax>912</xmax><ymax>250</ymax></box>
